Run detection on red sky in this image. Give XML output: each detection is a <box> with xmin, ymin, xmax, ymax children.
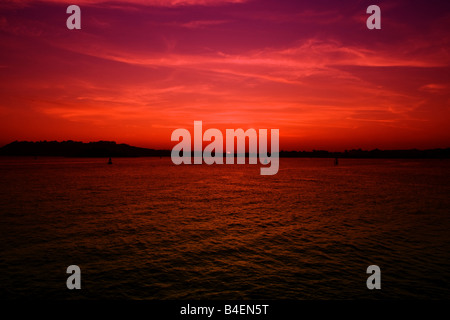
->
<box><xmin>0</xmin><ymin>0</ymin><xmax>449</xmax><ymax>151</ymax></box>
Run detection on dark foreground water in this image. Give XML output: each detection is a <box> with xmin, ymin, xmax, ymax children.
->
<box><xmin>0</xmin><ymin>157</ymin><xmax>449</xmax><ymax>299</ymax></box>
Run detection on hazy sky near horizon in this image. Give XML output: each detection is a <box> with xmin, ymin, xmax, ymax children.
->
<box><xmin>0</xmin><ymin>0</ymin><xmax>449</xmax><ymax>151</ymax></box>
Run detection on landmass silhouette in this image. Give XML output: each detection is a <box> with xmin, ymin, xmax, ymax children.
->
<box><xmin>0</xmin><ymin>140</ymin><xmax>449</xmax><ymax>159</ymax></box>
<box><xmin>0</xmin><ymin>140</ymin><xmax>168</xmax><ymax>157</ymax></box>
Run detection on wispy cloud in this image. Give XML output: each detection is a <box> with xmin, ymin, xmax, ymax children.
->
<box><xmin>2</xmin><ymin>0</ymin><xmax>247</xmax><ymax>7</ymax></box>
<box><xmin>419</xmin><ymin>83</ymin><xmax>449</xmax><ymax>93</ymax></box>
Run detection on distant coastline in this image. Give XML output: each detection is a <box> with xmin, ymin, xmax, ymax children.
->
<box><xmin>0</xmin><ymin>140</ymin><xmax>449</xmax><ymax>159</ymax></box>
<box><xmin>0</xmin><ymin>140</ymin><xmax>167</xmax><ymax>157</ymax></box>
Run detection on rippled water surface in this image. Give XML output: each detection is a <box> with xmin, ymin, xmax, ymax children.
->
<box><xmin>0</xmin><ymin>157</ymin><xmax>449</xmax><ymax>299</ymax></box>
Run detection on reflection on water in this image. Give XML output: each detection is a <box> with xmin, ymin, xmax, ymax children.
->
<box><xmin>0</xmin><ymin>157</ymin><xmax>449</xmax><ymax>299</ymax></box>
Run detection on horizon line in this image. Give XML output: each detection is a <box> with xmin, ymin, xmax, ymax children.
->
<box><xmin>1</xmin><ymin>140</ymin><xmax>449</xmax><ymax>154</ymax></box>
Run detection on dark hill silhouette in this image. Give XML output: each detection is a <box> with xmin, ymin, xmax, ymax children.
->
<box><xmin>0</xmin><ymin>140</ymin><xmax>449</xmax><ymax>159</ymax></box>
<box><xmin>0</xmin><ymin>140</ymin><xmax>170</xmax><ymax>157</ymax></box>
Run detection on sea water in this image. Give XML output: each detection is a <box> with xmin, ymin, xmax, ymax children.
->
<box><xmin>0</xmin><ymin>157</ymin><xmax>449</xmax><ymax>299</ymax></box>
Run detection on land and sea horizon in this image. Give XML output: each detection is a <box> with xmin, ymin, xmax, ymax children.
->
<box><xmin>1</xmin><ymin>140</ymin><xmax>449</xmax><ymax>159</ymax></box>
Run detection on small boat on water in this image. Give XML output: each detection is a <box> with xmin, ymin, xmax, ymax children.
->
<box><xmin>108</xmin><ymin>157</ymin><xmax>113</xmax><ymax>164</ymax></box>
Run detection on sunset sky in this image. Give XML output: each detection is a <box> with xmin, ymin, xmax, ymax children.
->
<box><xmin>0</xmin><ymin>0</ymin><xmax>449</xmax><ymax>151</ymax></box>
